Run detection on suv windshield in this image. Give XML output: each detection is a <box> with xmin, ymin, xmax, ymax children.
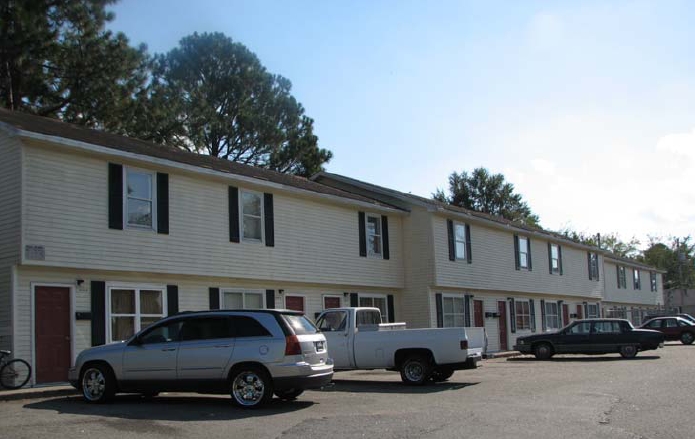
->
<box><xmin>283</xmin><ymin>314</ymin><xmax>319</xmax><ymax>335</ymax></box>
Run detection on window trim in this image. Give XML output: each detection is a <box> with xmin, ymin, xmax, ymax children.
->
<box><xmin>514</xmin><ymin>299</ymin><xmax>532</xmax><ymax>331</ymax></box>
<box><xmin>453</xmin><ymin>222</ymin><xmax>467</xmax><ymax>260</ymax></box>
<box><xmin>322</xmin><ymin>294</ymin><xmax>342</xmax><ymax>310</ymax></box>
<box><xmin>284</xmin><ymin>294</ymin><xmax>307</xmax><ymax>312</ymax></box>
<box><xmin>239</xmin><ymin>189</ymin><xmax>265</xmax><ymax>243</ymax></box>
<box><xmin>650</xmin><ymin>272</ymin><xmax>657</xmax><ymax>292</ymax></box>
<box><xmin>588</xmin><ymin>252</ymin><xmax>600</xmax><ymax>281</ymax></box>
<box><xmin>618</xmin><ymin>265</ymin><xmax>627</xmax><ymax>289</ymax></box>
<box><xmin>106</xmin><ymin>283</ymin><xmax>167</xmax><ymax>343</ymax></box>
<box><xmin>358</xmin><ymin>293</ymin><xmax>388</xmax><ymax>322</ymax></box>
<box><xmin>123</xmin><ymin>166</ymin><xmax>157</xmax><ymax>231</ymax></box>
<box><xmin>220</xmin><ymin>289</ymin><xmax>266</xmax><ymax>309</ymax></box>
<box><xmin>441</xmin><ymin>293</ymin><xmax>467</xmax><ymax>328</ymax></box>
<box><xmin>549</xmin><ymin>243</ymin><xmax>560</xmax><ymax>274</ymax></box>
<box><xmin>544</xmin><ymin>301</ymin><xmax>560</xmax><ymax>331</ymax></box>
<box><xmin>365</xmin><ymin>213</ymin><xmax>383</xmax><ymax>258</ymax></box>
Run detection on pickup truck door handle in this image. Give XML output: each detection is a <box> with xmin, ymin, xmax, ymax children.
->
<box><xmin>161</xmin><ymin>348</ymin><xmax>176</xmax><ymax>352</ymax></box>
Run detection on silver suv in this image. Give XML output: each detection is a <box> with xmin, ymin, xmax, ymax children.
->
<box><xmin>68</xmin><ymin>310</ymin><xmax>333</xmax><ymax>407</ymax></box>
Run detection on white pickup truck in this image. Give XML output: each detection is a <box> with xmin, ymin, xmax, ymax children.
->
<box><xmin>315</xmin><ymin>307</ymin><xmax>486</xmax><ymax>385</ymax></box>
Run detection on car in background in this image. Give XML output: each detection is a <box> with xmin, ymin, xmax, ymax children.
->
<box><xmin>642</xmin><ymin>313</ymin><xmax>695</xmax><ymax>325</ymax></box>
<box><xmin>640</xmin><ymin>317</ymin><xmax>695</xmax><ymax>345</ymax></box>
<box><xmin>68</xmin><ymin>310</ymin><xmax>333</xmax><ymax>407</ymax></box>
<box><xmin>514</xmin><ymin>319</ymin><xmax>664</xmax><ymax>360</ymax></box>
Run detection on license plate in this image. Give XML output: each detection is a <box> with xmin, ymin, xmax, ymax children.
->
<box><xmin>314</xmin><ymin>341</ymin><xmax>325</xmax><ymax>352</ymax></box>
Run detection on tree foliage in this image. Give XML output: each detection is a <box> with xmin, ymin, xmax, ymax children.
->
<box><xmin>559</xmin><ymin>229</ymin><xmax>641</xmax><ymax>258</ymax></box>
<box><xmin>434</xmin><ymin>167</ymin><xmax>540</xmax><ymax>227</ymax></box>
<box><xmin>0</xmin><ymin>0</ymin><xmax>148</xmax><ymax>128</ymax></box>
<box><xmin>639</xmin><ymin>237</ymin><xmax>695</xmax><ymax>290</ymax></box>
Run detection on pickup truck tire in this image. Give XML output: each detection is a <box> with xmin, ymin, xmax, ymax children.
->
<box><xmin>619</xmin><ymin>345</ymin><xmax>638</xmax><ymax>359</ymax></box>
<box><xmin>274</xmin><ymin>389</ymin><xmax>304</xmax><ymax>401</ymax></box>
<box><xmin>230</xmin><ymin>366</ymin><xmax>273</xmax><ymax>408</ymax></box>
<box><xmin>431</xmin><ymin>367</ymin><xmax>454</xmax><ymax>382</ymax></box>
<box><xmin>400</xmin><ymin>355</ymin><xmax>432</xmax><ymax>385</ymax></box>
<box><xmin>533</xmin><ymin>343</ymin><xmax>554</xmax><ymax>360</ymax></box>
<box><xmin>680</xmin><ymin>332</ymin><xmax>694</xmax><ymax>345</ymax></box>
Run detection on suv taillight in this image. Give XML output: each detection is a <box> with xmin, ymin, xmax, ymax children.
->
<box><xmin>285</xmin><ymin>335</ymin><xmax>302</xmax><ymax>356</ymax></box>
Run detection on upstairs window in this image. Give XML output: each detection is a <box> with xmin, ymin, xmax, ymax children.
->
<box><xmin>125</xmin><ymin>169</ymin><xmax>155</xmax><ymax>229</ymax></box>
<box><xmin>617</xmin><ymin>266</ymin><xmax>627</xmax><ymax>289</ymax></box>
<box><xmin>241</xmin><ymin>191</ymin><xmax>263</xmax><ymax>242</ymax></box>
<box><xmin>650</xmin><ymin>272</ymin><xmax>658</xmax><ymax>292</ymax></box>
<box><xmin>588</xmin><ymin>252</ymin><xmax>600</xmax><ymax>281</ymax></box>
<box><xmin>633</xmin><ymin>269</ymin><xmax>641</xmax><ymax>290</ymax></box>
<box><xmin>514</xmin><ymin>235</ymin><xmax>532</xmax><ymax>270</ymax></box>
<box><xmin>454</xmin><ymin>223</ymin><xmax>467</xmax><ymax>260</ymax></box>
<box><xmin>366</xmin><ymin>214</ymin><xmax>382</xmax><ymax>257</ymax></box>
<box><xmin>548</xmin><ymin>243</ymin><xmax>562</xmax><ymax>274</ymax></box>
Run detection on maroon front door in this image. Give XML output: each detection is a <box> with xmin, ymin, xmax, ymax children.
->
<box><xmin>562</xmin><ymin>304</ymin><xmax>570</xmax><ymax>326</ymax></box>
<box><xmin>474</xmin><ymin>300</ymin><xmax>484</xmax><ymax>327</ymax></box>
<box><xmin>498</xmin><ymin>301</ymin><xmax>508</xmax><ymax>351</ymax></box>
<box><xmin>35</xmin><ymin>286</ymin><xmax>71</xmax><ymax>383</ymax></box>
<box><xmin>576</xmin><ymin>304</ymin><xmax>584</xmax><ymax>320</ymax></box>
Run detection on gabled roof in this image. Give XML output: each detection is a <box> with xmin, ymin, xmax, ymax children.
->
<box><xmin>0</xmin><ymin>109</ymin><xmax>403</xmax><ymax>211</ymax></box>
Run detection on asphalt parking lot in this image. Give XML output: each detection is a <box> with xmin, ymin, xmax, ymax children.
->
<box><xmin>2</xmin><ymin>343</ymin><xmax>693</xmax><ymax>439</ymax></box>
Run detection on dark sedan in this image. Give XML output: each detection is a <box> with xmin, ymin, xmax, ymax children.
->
<box><xmin>640</xmin><ymin>317</ymin><xmax>695</xmax><ymax>345</ymax></box>
<box><xmin>514</xmin><ymin>319</ymin><xmax>664</xmax><ymax>360</ymax></box>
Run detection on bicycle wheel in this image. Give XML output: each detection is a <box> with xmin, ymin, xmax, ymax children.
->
<box><xmin>1</xmin><ymin>359</ymin><xmax>32</xmax><ymax>389</ymax></box>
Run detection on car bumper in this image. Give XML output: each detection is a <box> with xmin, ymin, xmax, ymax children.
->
<box><xmin>68</xmin><ymin>367</ymin><xmax>79</xmax><ymax>388</ymax></box>
<box><xmin>273</xmin><ymin>370</ymin><xmax>334</xmax><ymax>391</ymax></box>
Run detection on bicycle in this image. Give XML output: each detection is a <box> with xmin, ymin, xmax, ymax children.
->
<box><xmin>0</xmin><ymin>350</ymin><xmax>32</xmax><ymax>389</ymax></box>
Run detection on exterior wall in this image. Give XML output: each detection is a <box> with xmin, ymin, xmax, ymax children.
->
<box><xmin>432</xmin><ymin>215</ymin><xmax>603</xmax><ymax>299</ymax></box>
<box><xmin>666</xmin><ymin>289</ymin><xmax>695</xmax><ymax>313</ymax></box>
<box><xmin>14</xmin><ymin>265</ymin><xmax>401</xmax><ymax>384</ymax></box>
<box><xmin>0</xmin><ymin>133</ymin><xmax>22</xmax><ymax>349</ymax></box>
<box><xmin>400</xmin><ymin>207</ymin><xmax>435</xmax><ymax>328</ymax></box>
<box><xmin>21</xmin><ymin>141</ymin><xmax>403</xmax><ymax>289</ymax></box>
<box><xmin>603</xmin><ymin>261</ymin><xmax>661</xmax><ymax>306</ymax></box>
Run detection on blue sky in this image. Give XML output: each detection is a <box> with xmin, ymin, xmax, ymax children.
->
<box><xmin>108</xmin><ymin>0</ymin><xmax>695</xmax><ymax>245</ymax></box>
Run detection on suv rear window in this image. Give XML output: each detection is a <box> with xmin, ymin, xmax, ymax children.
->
<box><xmin>282</xmin><ymin>314</ymin><xmax>319</xmax><ymax>335</ymax></box>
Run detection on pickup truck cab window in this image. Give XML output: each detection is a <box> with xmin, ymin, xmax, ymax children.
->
<box><xmin>317</xmin><ymin>311</ymin><xmax>347</xmax><ymax>332</ymax></box>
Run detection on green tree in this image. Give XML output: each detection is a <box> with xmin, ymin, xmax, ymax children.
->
<box><xmin>434</xmin><ymin>167</ymin><xmax>540</xmax><ymax>227</ymax></box>
<box><xmin>559</xmin><ymin>229</ymin><xmax>640</xmax><ymax>258</ymax></box>
<box><xmin>0</xmin><ymin>0</ymin><xmax>148</xmax><ymax>129</ymax></box>
<box><xmin>136</xmin><ymin>32</ymin><xmax>332</xmax><ymax>177</ymax></box>
<box><xmin>639</xmin><ymin>237</ymin><xmax>695</xmax><ymax>290</ymax></box>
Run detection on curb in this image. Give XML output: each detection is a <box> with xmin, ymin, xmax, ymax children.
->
<box><xmin>0</xmin><ymin>386</ymin><xmax>77</xmax><ymax>402</ymax></box>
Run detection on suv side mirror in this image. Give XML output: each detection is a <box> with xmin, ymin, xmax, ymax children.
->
<box><xmin>129</xmin><ymin>335</ymin><xmax>142</xmax><ymax>346</ymax></box>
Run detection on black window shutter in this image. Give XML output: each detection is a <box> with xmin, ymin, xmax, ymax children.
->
<box><xmin>156</xmin><ymin>173</ymin><xmax>169</xmax><ymax>234</ymax></box>
<box><xmin>447</xmin><ymin>219</ymin><xmax>455</xmax><ymax>261</ymax></box>
<box><xmin>557</xmin><ymin>300</ymin><xmax>564</xmax><ymax>326</ymax></box>
<box><xmin>513</xmin><ymin>235</ymin><xmax>520</xmax><ymax>270</ymax></box>
<box><xmin>435</xmin><ymin>293</ymin><xmax>443</xmax><ymax>328</ymax></box>
<box><xmin>90</xmin><ymin>281</ymin><xmax>106</xmax><ymax>346</ymax></box>
<box><xmin>509</xmin><ymin>298</ymin><xmax>516</xmax><ymax>333</ymax></box>
<box><xmin>108</xmin><ymin>163</ymin><xmax>123</xmax><ymax>230</ymax></box>
<box><xmin>229</xmin><ymin>187</ymin><xmax>240</xmax><ymax>243</ymax></box>
<box><xmin>583</xmin><ymin>301</ymin><xmax>588</xmax><ymax>318</ymax></box>
<box><xmin>358</xmin><ymin>212</ymin><xmax>366</xmax><ymax>257</ymax></box>
<box><xmin>558</xmin><ymin>245</ymin><xmax>563</xmax><ymax>275</ymax></box>
<box><xmin>263</xmin><ymin>193</ymin><xmax>274</xmax><ymax>247</ymax></box>
<box><xmin>465</xmin><ymin>224</ymin><xmax>472</xmax><ymax>264</ymax></box>
<box><xmin>350</xmin><ymin>293</ymin><xmax>359</xmax><ymax>307</ymax></box>
<box><xmin>587</xmin><ymin>253</ymin><xmax>593</xmax><ymax>280</ymax></box>
<box><xmin>540</xmin><ymin>299</ymin><xmax>546</xmax><ymax>332</ymax></box>
<box><xmin>616</xmin><ymin>265</ymin><xmax>621</xmax><ymax>289</ymax></box>
<box><xmin>527</xmin><ymin>238</ymin><xmax>532</xmax><ymax>271</ymax></box>
<box><xmin>265</xmin><ymin>290</ymin><xmax>275</xmax><ymax>309</ymax></box>
<box><xmin>464</xmin><ymin>295</ymin><xmax>471</xmax><ymax>327</ymax></box>
<box><xmin>166</xmin><ymin>285</ymin><xmax>178</xmax><ymax>315</ymax></box>
<box><xmin>387</xmin><ymin>294</ymin><xmax>395</xmax><ymax>323</ymax></box>
<box><xmin>381</xmin><ymin>216</ymin><xmax>390</xmax><ymax>260</ymax></box>
<box><xmin>547</xmin><ymin>242</ymin><xmax>553</xmax><ymax>274</ymax></box>
<box><xmin>209</xmin><ymin>287</ymin><xmax>220</xmax><ymax>309</ymax></box>
<box><xmin>530</xmin><ymin>299</ymin><xmax>536</xmax><ymax>332</ymax></box>
<box><xmin>596</xmin><ymin>303</ymin><xmax>601</xmax><ymax>318</ymax></box>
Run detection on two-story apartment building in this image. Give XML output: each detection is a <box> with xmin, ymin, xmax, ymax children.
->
<box><xmin>0</xmin><ymin>110</ymin><xmax>406</xmax><ymax>386</ymax></box>
<box><xmin>0</xmin><ymin>110</ymin><xmax>665</xmax><ymax>386</ymax></box>
<box><xmin>313</xmin><ymin>173</ymin><xmax>664</xmax><ymax>352</ymax></box>
<box><xmin>603</xmin><ymin>255</ymin><xmax>665</xmax><ymax>324</ymax></box>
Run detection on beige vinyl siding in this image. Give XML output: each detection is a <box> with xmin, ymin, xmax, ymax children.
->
<box><xmin>14</xmin><ymin>265</ymin><xmax>398</xmax><ymax>380</ymax></box>
<box><xmin>400</xmin><ymin>208</ymin><xmax>435</xmax><ymax>328</ymax></box>
<box><xmin>21</xmin><ymin>143</ymin><xmax>403</xmax><ymax>288</ymax></box>
<box><xmin>432</xmin><ymin>215</ymin><xmax>603</xmax><ymax>299</ymax></box>
<box><xmin>603</xmin><ymin>261</ymin><xmax>661</xmax><ymax>306</ymax></box>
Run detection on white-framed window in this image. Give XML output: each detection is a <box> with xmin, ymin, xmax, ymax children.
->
<box><xmin>633</xmin><ymin>269</ymin><xmax>641</xmax><ymax>290</ymax></box>
<box><xmin>284</xmin><ymin>295</ymin><xmax>305</xmax><ymax>312</ymax></box>
<box><xmin>323</xmin><ymin>295</ymin><xmax>342</xmax><ymax>309</ymax></box>
<box><xmin>107</xmin><ymin>285</ymin><xmax>166</xmax><ymax>343</ymax></box>
<box><xmin>222</xmin><ymin>290</ymin><xmax>264</xmax><ymax>309</ymax></box>
<box><xmin>366</xmin><ymin>214</ymin><xmax>382</xmax><ymax>257</ymax></box>
<box><xmin>454</xmin><ymin>223</ymin><xmax>467</xmax><ymax>260</ymax></box>
<box><xmin>442</xmin><ymin>295</ymin><xmax>466</xmax><ymax>327</ymax></box>
<box><xmin>618</xmin><ymin>266</ymin><xmax>627</xmax><ymax>289</ymax></box>
<box><xmin>518</xmin><ymin>236</ymin><xmax>529</xmax><ymax>269</ymax></box>
<box><xmin>240</xmin><ymin>190</ymin><xmax>263</xmax><ymax>242</ymax></box>
<box><xmin>358</xmin><ymin>294</ymin><xmax>388</xmax><ymax>322</ymax></box>
<box><xmin>124</xmin><ymin>168</ymin><xmax>156</xmax><ymax>229</ymax></box>
<box><xmin>588</xmin><ymin>252</ymin><xmax>600</xmax><ymax>281</ymax></box>
<box><xmin>549</xmin><ymin>244</ymin><xmax>560</xmax><ymax>274</ymax></box>
<box><xmin>544</xmin><ymin>301</ymin><xmax>560</xmax><ymax>330</ymax></box>
<box><xmin>515</xmin><ymin>300</ymin><xmax>531</xmax><ymax>330</ymax></box>
<box><xmin>587</xmin><ymin>303</ymin><xmax>599</xmax><ymax>318</ymax></box>
<box><xmin>650</xmin><ymin>272</ymin><xmax>657</xmax><ymax>292</ymax></box>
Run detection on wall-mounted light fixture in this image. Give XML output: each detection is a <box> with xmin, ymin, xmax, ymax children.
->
<box><xmin>343</xmin><ymin>292</ymin><xmax>350</xmax><ymax>298</ymax></box>
<box><xmin>76</xmin><ymin>279</ymin><xmax>84</xmax><ymax>286</ymax></box>
<box><xmin>278</xmin><ymin>289</ymin><xmax>284</xmax><ymax>295</ymax></box>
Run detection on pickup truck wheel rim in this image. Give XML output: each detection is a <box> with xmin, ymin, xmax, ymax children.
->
<box><xmin>404</xmin><ymin>361</ymin><xmax>425</xmax><ymax>382</ymax></box>
<box><xmin>232</xmin><ymin>371</ymin><xmax>265</xmax><ymax>406</ymax></box>
<box><xmin>82</xmin><ymin>368</ymin><xmax>106</xmax><ymax>401</ymax></box>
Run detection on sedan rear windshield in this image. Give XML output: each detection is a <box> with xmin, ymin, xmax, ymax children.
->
<box><xmin>282</xmin><ymin>314</ymin><xmax>319</xmax><ymax>335</ymax></box>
